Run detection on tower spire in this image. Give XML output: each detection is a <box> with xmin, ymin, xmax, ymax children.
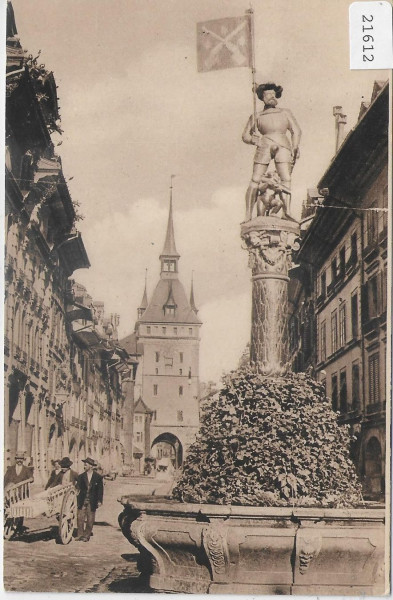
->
<box><xmin>160</xmin><ymin>175</ymin><xmax>180</xmax><ymax>276</ymax></box>
<box><xmin>190</xmin><ymin>271</ymin><xmax>198</xmax><ymax>314</ymax></box>
<box><xmin>161</xmin><ymin>175</ymin><xmax>179</xmax><ymax>257</ymax></box>
<box><xmin>137</xmin><ymin>269</ymin><xmax>148</xmax><ymax>319</ymax></box>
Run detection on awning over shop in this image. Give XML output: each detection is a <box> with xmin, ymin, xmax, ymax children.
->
<box><xmin>73</xmin><ymin>328</ymin><xmax>102</xmax><ymax>348</ymax></box>
<box><xmin>57</xmin><ymin>232</ymin><xmax>90</xmax><ymax>276</ymax></box>
<box><xmin>66</xmin><ymin>301</ymin><xmax>93</xmax><ymax>322</ymax></box>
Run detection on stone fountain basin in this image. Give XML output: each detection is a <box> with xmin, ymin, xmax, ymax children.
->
<box><xmin>118</xmin><ymin>496</ymin><xmax>386</xmax><ymax>595</ymax></box>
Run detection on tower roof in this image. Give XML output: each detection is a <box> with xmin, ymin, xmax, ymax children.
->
<box><xmin>134</xmin><ymin>396</ymin><xmax>153</xmax><ymax>414</ymax></box>
<box><xmin>160</xmin><ymin>196</ymin><xmax>179</xmax><ymax>259</ymax></box>
<box><xmin>138</xmin><ymin>278</ymin><xmax>201</xmax><ymax>325</ymax></box>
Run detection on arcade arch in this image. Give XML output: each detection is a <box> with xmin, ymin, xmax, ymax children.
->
<box><xmin>151</xmin><ymin>433</ymin><xmax>183</xmax><ymax>469</ymax></box>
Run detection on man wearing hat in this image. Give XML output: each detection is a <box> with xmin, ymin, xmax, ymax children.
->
<box><xmin>56</xmin><ymin>457</ymin><xmax>78</xmax><ymax>486</ymax></box>
<box><xmin>76</xmin><ymin>457</ymin><xmax>104</xmax><ymax>542</ymax></box>
<box><xmin>45</xmin><ymin>458</ymin><xmax>61</xmax><ymax>490</ymax></box>
<box><xmin>4</xmin><ymin>452</ymin><xmax>33</xmax><ymax>488</ymax></box>
<box><xmin>4</xmin><ymin>452</ymin><xmax>34</xmax><ymax>534</ymax></box>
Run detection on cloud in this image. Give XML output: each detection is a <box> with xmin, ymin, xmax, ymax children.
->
<box><xmin>199</xmin><ymin>290</ymin><xmax>251</xmax><ymax>382</ymax></box>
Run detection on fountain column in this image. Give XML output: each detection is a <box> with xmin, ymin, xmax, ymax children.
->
<box><xmin>241</xmin><ymin>216</ymin><xmax>300</xmax><ymax>376</ymax></box>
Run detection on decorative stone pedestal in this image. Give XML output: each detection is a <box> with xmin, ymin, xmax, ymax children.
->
<box><xmin>241</xmin><ymin>216</ymin><xmax>300</xmax><ymax>376</ymax></box>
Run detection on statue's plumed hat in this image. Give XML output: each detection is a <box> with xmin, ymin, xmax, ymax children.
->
<box><xmin>256</xmin><ymin>83</ymin><xmax>283</xmax><ymax>101</ymax></box>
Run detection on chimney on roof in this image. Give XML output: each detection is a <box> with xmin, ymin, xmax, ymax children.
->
<box><xmin>333</xmin><ymin>106</ymin><xmax>347</xmax><ymax>153</ymax></box>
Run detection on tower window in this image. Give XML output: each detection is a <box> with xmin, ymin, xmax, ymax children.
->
<box><xmin>177</xmin><ymin>410</ymin><xmax>183</xmax><ymax>422</ymax></box>
<box><xmin>154</xmin><ymin>384</ymin><xmax>158</xmax><ymax>396</ymax></box>
<box><xmin>155</xmin><ymin>368</ymin><xmax>158</xmax><ymax>375</ymax></box>
<box><xmin>155</xmin><ymin>352</ymin><xmax>160</xmax><ymax>363</ymax></box>
<box><xmin>163</xmin><ymin>260</ymin><xmax>176</xmax><ymax>272</ymax></box>
<box><xmin>147</xmin><ymin>326</ymin><xmax>151</xmax><ymax>334</ymax></box>
<box><xmin>174</xmin><ymin>327</ymin><xmax>178</xmax><ymax>335</ymax></box>
<box><xmin>179</xmin><ymin>369</ymin><xmax>182</xmax><ymax>375</ymax></box>
<box><xmin>188</xmin><ymin>328</ymin><xmax>193</xmax><ymax>336</ymax></box>
<box><xmin>164</xmin><ymin>306</ymin><xmax>176</xmax><ymax>316</ymax></box>
<box><xmin>179</xmin><ymin>352</ymin><xmax>183</xmax><ymax>363</ymax></box>
<box><xmin>179</xmin><ymin>386</ymin><xmax>183</xmax><ymax>396</ymax></box>
<box><xmin>162</xmin><ymin>327</ymin><xmax>166</xmax><ymax>334</ymax></box>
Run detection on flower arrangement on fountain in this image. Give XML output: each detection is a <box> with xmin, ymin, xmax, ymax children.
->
<box><xmin>173</xmin><ymin>365</ymin><xmax>362</xmax><ymax>508</ymax></box>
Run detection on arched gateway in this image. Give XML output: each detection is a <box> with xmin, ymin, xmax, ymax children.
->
<box><xmin>151</xmin><ymin>433</ymin><xmax>183</xmax><ymax>469</ymax></box>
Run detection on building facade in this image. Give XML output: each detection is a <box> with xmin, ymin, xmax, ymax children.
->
<box><xmin>290</xmin><ymin>81</ymin><xmax>389</xmax><ymax>499</ymax></box>
<box><xmin>120</xmin><ymin>198</ymin><xmax>202</xmax><ymax>472</ymax></box>
<box><xmin>5</xmin><ymin>2</ymin><xmax>138</xmax><ymax>484</ymax></box>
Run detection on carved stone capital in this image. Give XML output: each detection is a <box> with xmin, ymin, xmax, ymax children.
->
<box><xmin>241</xmin><ymin>217</ymin><xmax>300</xmax><ymax>279</ymax></box>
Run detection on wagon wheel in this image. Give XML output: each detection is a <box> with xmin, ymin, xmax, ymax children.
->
<box><xmin>58</xmin><ymin>487</ymin><xmax>77</xmax><ymax>544</ymax></box>
<box><xmin>3</xmin><ymin>517</ymin><xmax>17</xmax><ymax>540</ymax></box>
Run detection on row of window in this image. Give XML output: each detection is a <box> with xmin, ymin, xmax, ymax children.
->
<box><xmin>319</xmin><ymin>231</ymin><xmax>358</xmax><ymax>297</ymax></box>
<box><xmin>153</xmin><ymin>384</ymin><xmax>184</xmax><ymax>396</ymax></box>
<box><xmin>329</xmin><ymin>362</ymin><xmax>360</xmax><ymax>413</ymax></box>
<box><xmin>155</xmin><ymin>351</ymin><xmax>184</xmax><ymax>363</ymax></box>
<box><xmin>319</xmin><ymin>189</ymin><xmax>388</xmax><ymax>298</ymax></box>
<box><xmin>366</xmin><ymin>187</ymin><xmax>388</xmax><ymax>247</ymax></box>
<box><xmin>146</xmin><ymin>325</ymin><xmax>194</xmax><ymax>336</ymax></box>
<box><xmin>154</xmin><ymin>368</ymin><xmax>185</xmax><ymax>375</ymax></box>
<box><xmin>363</xmin><ymin>270</ymin><xmax>387</xmax><ymax>322</ymax></box>
<box><xmin>320</xmin><ymin>293</ymin><xmax>358</xmax><ymax>361</ymax></box>
<box><xmin>319</xmin><ymin>272</ymin><xmax>386</xmax><ymax>362</ymax></box>
<box><xmin>324</xmin><ymin>353</ymin><xmax>380</xmax><ymax>414</ymax></box>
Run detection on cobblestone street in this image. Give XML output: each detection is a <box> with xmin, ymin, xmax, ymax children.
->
<box><xmin>3</xmin><ymin>476</ymin><xmax>160</xmax><ymax>593</ymax></box>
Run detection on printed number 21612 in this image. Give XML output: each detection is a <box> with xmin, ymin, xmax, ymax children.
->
<box><xmin>362</xmin><ymin>15</ymin><xmax>374</xmax><ymax>62</ymax></box>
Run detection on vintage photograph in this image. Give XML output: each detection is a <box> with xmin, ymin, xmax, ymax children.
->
<box><xmin>4</xmin><ymin>0</ymin><xmax>390</xmax><ymax>594</ymax></box>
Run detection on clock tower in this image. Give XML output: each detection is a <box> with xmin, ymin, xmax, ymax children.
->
<box><xmin>123</xmin><ymin>195</ymin><xmax>202</xmax><ymax>469</ymax></box>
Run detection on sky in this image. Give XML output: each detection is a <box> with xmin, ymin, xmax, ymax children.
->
<box><xmin>10</xmin><ymin>0</ymin><xmax>388</xmax><ymax>382</ymax></box>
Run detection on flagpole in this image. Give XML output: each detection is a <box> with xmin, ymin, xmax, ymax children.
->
<box><xmin>246</xmin><ymin>6</ymin><xmax>257</xmax><ymax>132</ymax></box>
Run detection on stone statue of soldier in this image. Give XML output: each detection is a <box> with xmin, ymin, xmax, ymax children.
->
<box><xmin>242</xmin><ymin>83</ymin><xmax>301</xmax><ymax>222</ymax></box>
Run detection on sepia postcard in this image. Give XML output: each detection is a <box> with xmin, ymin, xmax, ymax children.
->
<box><xmin>3</xmin><ymin>0</ymin><xmax>391</xmax><ymax>595</ymax></box>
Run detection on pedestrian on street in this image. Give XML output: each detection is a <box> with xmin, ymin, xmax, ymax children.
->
<box><xmin>4</xmin><ymin>452</ymin><xmax>34</xmax><ymax>488</ymax></box>
<box><xmin>55</xmin><ymin>457</ymin><xmax>78</xmax><ymax>486</ymax></box>
<box><xmin>76</xmin><ymin>457</ymin><xmax>103</xmax><ymax>542</ymax></box>
<box><xmin>4</xmin><ymin>452</ymin><xmax>34</xmax><ymax>534</ymax></box>
<box><xmin>45</xmin><ymin>458</ymin><xmax>61</xmax><ymax>490</ymax></box>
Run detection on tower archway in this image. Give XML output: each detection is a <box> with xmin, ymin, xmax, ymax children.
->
<box><xmin>151</xmin><ymin>433</ymin><xmax>183</xmax><ymax>469</ymax></box>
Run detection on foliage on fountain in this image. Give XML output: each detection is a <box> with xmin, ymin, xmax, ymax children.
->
<box><xmin>173</xmin><ymin>366</ymin><xmax>362</xmax><ymax>508</ymax></box>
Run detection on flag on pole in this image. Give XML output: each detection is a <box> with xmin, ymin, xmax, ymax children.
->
<box><xmin>196</xmin><ymin>15</ymin><xmax>252</xmax><ymax>72</ymax></box>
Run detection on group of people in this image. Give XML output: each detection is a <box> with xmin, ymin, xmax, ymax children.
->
<box><xmin>46</xmin><ymin>456</ymin><xmax>104</xmax><ymax>542</ymax></box>
<box><xmin>4</xmin><ymin>453</ymin><xmax>103</xmax><ymax>543</ymax></box>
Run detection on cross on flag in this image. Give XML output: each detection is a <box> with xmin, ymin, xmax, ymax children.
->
<box><xmin>197</xmin><ymin>15</ymin><xmax>252</xmax><ymax>72</ymax></box>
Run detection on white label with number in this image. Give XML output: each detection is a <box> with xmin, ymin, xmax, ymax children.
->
<box><xmin>350</xmin><ymin>1</ymin><xmax>393</xmax><ymax>69</ymax></box>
